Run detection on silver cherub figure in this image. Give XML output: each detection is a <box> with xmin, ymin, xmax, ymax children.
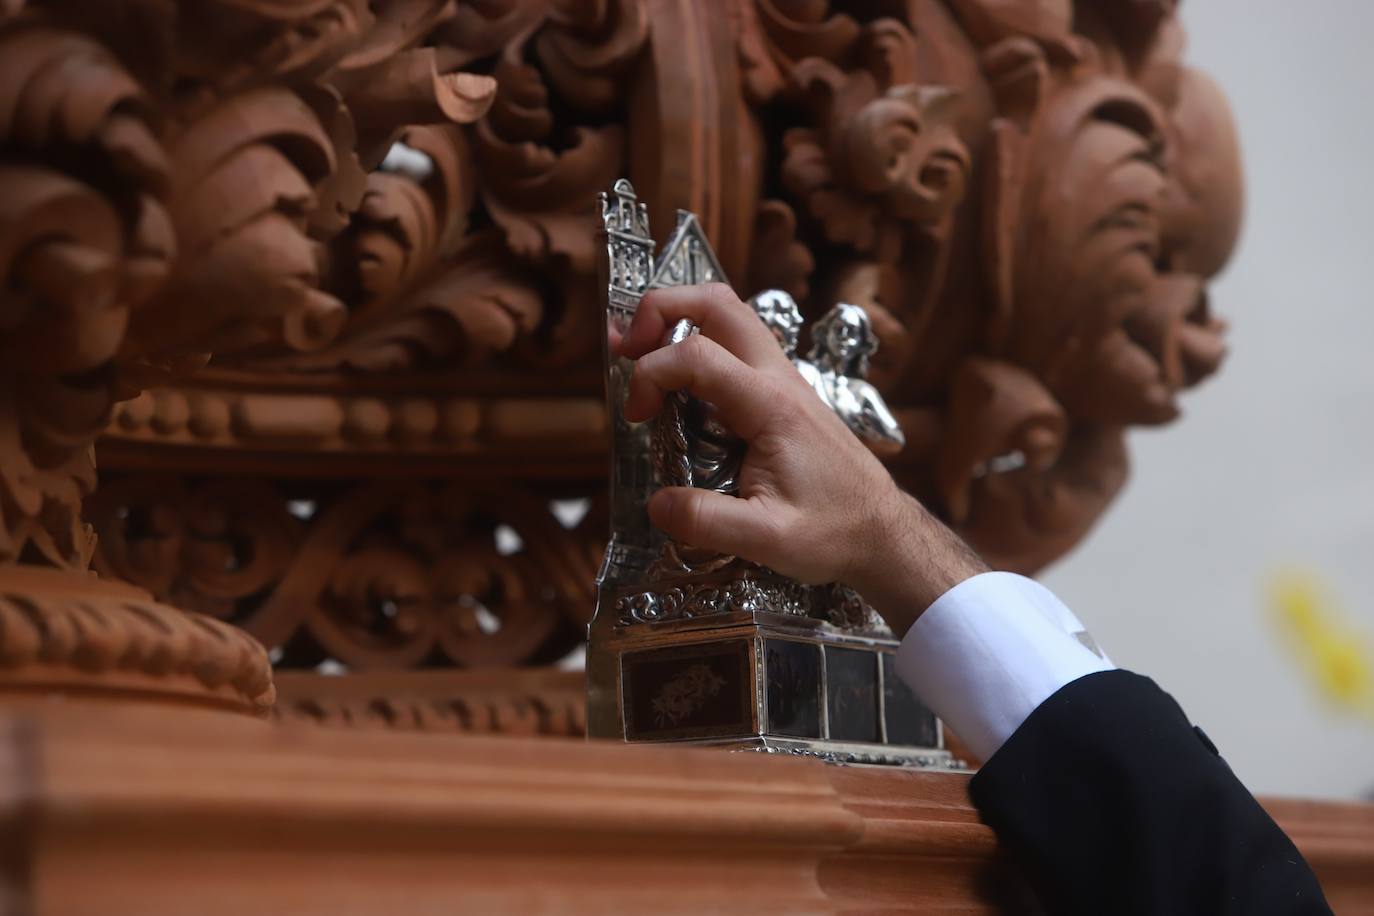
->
<box><xmin>748</xmin><ymin>290</ymin><xmax>906</xmax><ymax>456</ymax></box>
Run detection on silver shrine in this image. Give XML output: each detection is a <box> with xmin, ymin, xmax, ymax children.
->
<box><xmin>587</xmin><ymin>179</ymin><xmax>960</xmax><ymax>768</ymax></box>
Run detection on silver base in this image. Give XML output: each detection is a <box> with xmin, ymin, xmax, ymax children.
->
<box><xmin>680</xmin><ymin>735</ymin><xmax>967</xmax><ymax>770</ymax></box>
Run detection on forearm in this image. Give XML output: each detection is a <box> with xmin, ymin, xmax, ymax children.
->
<box><xmin>868</xmin><ymin>534</ymin><xmax>1330</xmax><ymax>913</ymax></box>
<box><xmin>845</xmin><ymin>488</ymin><xmax>988</xmax><ymax>637</ymax></box>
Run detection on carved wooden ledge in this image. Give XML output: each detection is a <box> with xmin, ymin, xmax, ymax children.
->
<box><xmin>0</xmin><ymin>568</ymin><xmax>273</xmax><ymax>714</ymax></box>
<box><xmin>272</xmin><ymin>668</ymin><xmax>586</xmax><ymax>737</ymax></box>
<box><xmin>100</xmin><ymin>370</ymin><xmax>609</xmax><ymax>479</ymax></box>
<box><xmin>1267</xmin><ymin>797</ymin><xmax>1374</xmax><ymax>913</ymax></box>
<box><xmin>268</xmin><ymin>667</ymin><xmax>1008</xmax><ymax>765</ymax></box>
<box><xmin>3</xmin><ymin>704</ymin><xmax>1371</xmax><ymax>915</ymax></box>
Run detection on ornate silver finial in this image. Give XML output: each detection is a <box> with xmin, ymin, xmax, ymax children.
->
<box><xmin>600</xmin><ymin>179</ymin><xmax>653</xmax><ymax>319</ymax></box>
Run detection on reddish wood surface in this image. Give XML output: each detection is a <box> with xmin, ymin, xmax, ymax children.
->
<box><xmin>1</xmin><ymin>701</ymin><xmax>1369</xmax><ymax>915</ymax></box>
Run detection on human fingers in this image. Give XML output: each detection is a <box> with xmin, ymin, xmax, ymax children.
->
<box><xmin>623</xmin><ymin>333</ymin><xmax>776</xmax><ymax>440</ymax></box>
<box><xmin>648</xmin><ymin>487</ymin><xmax>789</xmax><ymax>567</ymax></box>
<box><xmin>621</xmin><ymin>283</ymin><xmax>785</xmax><ymax>369</ymax></box>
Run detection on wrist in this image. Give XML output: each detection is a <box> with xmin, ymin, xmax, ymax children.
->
<box><xmin>850</xmin><ymin>487</ymin><xmax>989</xmax><ymax>638</ymax></box>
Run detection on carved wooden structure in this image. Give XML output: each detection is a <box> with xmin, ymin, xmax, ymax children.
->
<box><xmin>2</xmin><ymin>0</ymin><xmax>1370</xmax><ymax>911</ymax></box>
<box><xmin>45</xmin><ymin>0</ymin><xmax>1245</xmax><ymax>678</ymax></box>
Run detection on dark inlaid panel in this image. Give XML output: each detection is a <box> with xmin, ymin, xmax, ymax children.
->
<box><xmin>825</xmin><ymin>645</ymin><xmax>880</xmax><ymax>743</ymax></box>
<box><xmin>622</xmin><ymin>639</ymin><xmax>753</xmax><ymax>740</ymax></box>
<box><xmin>882</xmin><ymin>654</ymin><xmax>940</xmax><ymax>748</ymax></box>
<box><xmin>765</xmin><ymin>639</ymin><xmax>821</xmax><ymax>739</ymax></box>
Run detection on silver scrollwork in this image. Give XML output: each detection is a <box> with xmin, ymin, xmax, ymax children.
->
<box><xmin>616</xmin><ymin>574</ymin><xmax>813</xmax><ymax>626</ymax></box>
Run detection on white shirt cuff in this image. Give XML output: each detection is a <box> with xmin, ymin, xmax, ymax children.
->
<box><xmin>894</xmin><ymin>571</ymin><xmax>1114</xmax><ymax>763</ymax></box>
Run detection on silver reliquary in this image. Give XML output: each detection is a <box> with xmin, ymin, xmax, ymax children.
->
<box><xmin>586</xmin><ymin>179</ymin><xmax>958</xmax><ymax>768</ymax></box>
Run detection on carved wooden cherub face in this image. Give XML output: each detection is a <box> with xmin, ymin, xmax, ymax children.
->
<box><xmin>986</xmin><ymin>69</ymin><xmax>1236</xmax><ymax>427</ymax></box>
<box><xmin>934</xmin><ymin>31</ymin><xmax>1243</xmax><ymax>573</ymax></box>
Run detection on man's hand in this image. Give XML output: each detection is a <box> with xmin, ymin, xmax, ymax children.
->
<box><xmin>619</xmin><ymin>283</ymin><xmax>987</xmax><ymax>635</ymax></box>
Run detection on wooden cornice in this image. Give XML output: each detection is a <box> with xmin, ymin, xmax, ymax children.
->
<box><xmin>2</xmin><ymin>704</ymin><xmax>1369</xmax><ymax>915</ymax></box>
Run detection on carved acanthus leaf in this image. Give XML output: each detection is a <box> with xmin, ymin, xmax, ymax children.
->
<box><xmin>327</xmin><ymin>233</ymin><xmax>544</xmax><ymax>372</ymax></box>
<box><xmin>0</xmin><ymin>22</ymin><xmax>172</xmax><ymax>568</ymax></box>
<box><xmin>948</xmin><ymin>0</ymin><xmax>1073</xmax><ymax>47</ymax></box>
<box><xmin>937</xmin><ymin>357</ymin><xmax>1066</xmax><ymax>523</ymax></box>
<box><xmin>747</xmin><ymin>200</ymin><xmax>814</xmax><ymax>301</ymax></box>
<box><xmin>755</xmin><ymin>0</ymin><xmax>861</xmax><ymax>63</ymax></box>
<box><xmin>537</xmin><ymin>0</ymin><xmax>649</xmax><ymax>115</ymax></box>
<box><xmin>956</xmin><ymin>426</ymin><xmax>1129</xmax><ymax>575</ymax></box>
<box><xmin>125</xmin><ymin>86</ymin><xmax>357</xmax><ymax>359</ymax></box>
<box><xmin>333</xmin><ymin>47</ymin><xmax>497</xmax><ymax>152</ymax></box>
<box><xmin>466</xmin><ymin>2</ymin><xmax>647</xmax><ymax>273</ymax></box>
<box><xmin>476</xmin><ymin>122</ymin><xmax>626</xmax><ymax>272</ymax></box>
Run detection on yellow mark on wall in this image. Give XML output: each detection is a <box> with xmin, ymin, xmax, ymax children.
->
<box><xmin>1269</xmin><ymin>571</ymin><xmax>1374</xmax><ymax>723</ymax></box>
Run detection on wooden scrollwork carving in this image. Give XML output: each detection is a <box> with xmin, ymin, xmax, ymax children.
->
<box><xmin>0</xmin><ymin>0</ymin><xmax>514</xmax><ymax>709</ymax></box>
<box><xmin>89</xmin><ymin>477</ymin><xmax>605</xmax><ymax>671</ymax></box>
<box><xmin>0</xmin><ymin>0</ymin><xmax>1248</xmax><ymax>685</ymax></box>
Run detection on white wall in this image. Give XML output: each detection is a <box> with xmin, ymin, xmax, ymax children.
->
<box><xmin>1041</xmin><ymin>0</ymin><xmax>1374</xmax><ymax>800</ymax></box>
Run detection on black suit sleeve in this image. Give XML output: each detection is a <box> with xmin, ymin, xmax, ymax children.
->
<box><xmin>968</xmin><ymin>670</ymin><xmax>1332</xmax><ymax>915</ymax></box>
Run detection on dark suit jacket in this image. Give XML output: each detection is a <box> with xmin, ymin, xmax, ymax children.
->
<box><xmin>970</xmin><ymin>670</ymin><xmax>1332</xmax><ymax>915</ymax></box>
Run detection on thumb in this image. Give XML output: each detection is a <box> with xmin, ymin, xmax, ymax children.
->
<box><xmin>647</xmin><ymin>487</ymin><xmax>777</xmax><ymax>562</ymax></box>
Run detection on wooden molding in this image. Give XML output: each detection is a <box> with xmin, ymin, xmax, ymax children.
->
<box><xmin>0</xmin><ymin>567</ymin><xmax>273</xmax><ymax>715</ymax></box>
<box><xmin>272</xmin><ymin>668</ymin><xmax>587</xmax><ymax>737</ymax></box>
<box><xmin>2</xmin><ymin>703</ymin><xmax>1369</xmax><ymax>914</ymax></box>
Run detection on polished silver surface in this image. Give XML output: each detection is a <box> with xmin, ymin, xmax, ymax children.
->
<box><xmin>587</xmin><ymin>180</ymin><xmax>950</xmax><ymax>768</ymax></box>
<box><xmin>597</xmin><ymin>179</ymin><xmax>659</xmax><ymax>588</ymax></box>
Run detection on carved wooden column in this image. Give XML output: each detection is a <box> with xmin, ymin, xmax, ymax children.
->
<box><xmin>0</xmin><ymin>8</ymin><xmax>282</xmax><ymax>713</ymax></box>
